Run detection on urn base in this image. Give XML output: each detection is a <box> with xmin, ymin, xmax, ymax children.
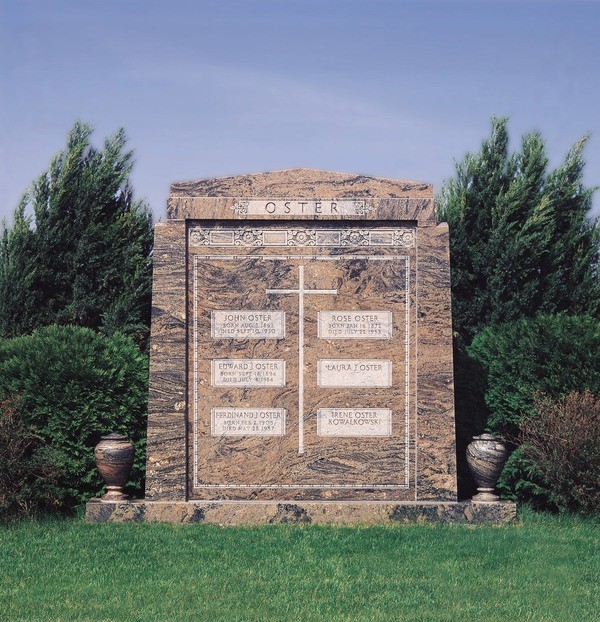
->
<box><xmin>472</xmin><ymin>487</ymin><xmax>502</xmax><ymax>503</ymax></box>
<box><xmin>101</xmin><ymin>485</ymin><xmax>131</xmax><ymax>501</ymax></box>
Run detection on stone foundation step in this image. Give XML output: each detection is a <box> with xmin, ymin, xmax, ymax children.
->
<box><xmin>86</xmin><ymin>499</ymin><xmax>517</xmax><ymax>525</ymax></box>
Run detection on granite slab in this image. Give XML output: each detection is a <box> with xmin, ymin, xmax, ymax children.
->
<box><xmin>86</xmin><ymin>499</ymin><xmax>517</xmax><ymax>525</ymax></box>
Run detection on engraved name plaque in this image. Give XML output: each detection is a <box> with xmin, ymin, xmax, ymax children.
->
<box><xmin>212</xmin><ymin>408</ymin><xmax>286</xmax><ymax>436</ymax></box>
<box><xmin>232</xmin><ymin>199</ymin><xmax>373</xmax><ymax>216</ymax></box>
<box><xmin>318</xmin><ymin>311</ymin><xmax>392</xmax><ymax>339</ymax></box>
<box><xmin>211</xmin><ymin>359</ymin><xmax>286</xmax><ymax>387</ymax></box>
<box><xmin>211</xmin><ymin>311</ymin><xmax>285</xmax><ymax>339</ymax></box>
<box><xmin>317</xmin><ymin>359</ymin><xmax>393</xmax><ymax>388</ymax></box>
<box><xmin>317</xmin><ymin>408</ymin><xmax>392</xmax><ymax>437</ymax></box>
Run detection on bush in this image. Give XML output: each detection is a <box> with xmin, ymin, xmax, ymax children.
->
<box><xmin>468</xmin><ymin>314</ymin><xmax>600</xmax><ymax>435</ymax></box>
<box><xmin>519</xmin><ymin>392</ymin><xmax>600</xmax><ymax>515</ymax></box>
<box><xmin>467</xmin><ymin>314</ymin><xmax>600</xmax><ymax>506</ymax></box>
<box><xmin>0</xmin><ymin>325</ymin><xmax>148</xmax><ymax>515</ymax></box>
<box><xmin>0</xmin><ymin>397</ymin><xmax>63</xmax><ymax>521</ymax></box>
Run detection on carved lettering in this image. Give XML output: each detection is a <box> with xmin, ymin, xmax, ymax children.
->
<box><xmin>317</xmin><ymin>408</ymin><xmax>392</xmax><ymax>437</ymax></box>
<box><xmin>318</xmin><ymin>311</ymin><xmax>392</xmax><ymax>339</ymax></box>
<box><xmin>317</xmin><ymin>359</ymin><xmax>392</xmax><ymax>387</ymax></box>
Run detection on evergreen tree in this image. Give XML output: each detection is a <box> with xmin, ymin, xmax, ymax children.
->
<box><xmin>0</xmin><ymin>197</ymin><xmax>40</xmax><ymax>338</ymax></box>
<box><xmin>437</xmin><ymin>117</ymin><xmax>600</xmax><ymax>496</ymax></box>
<box><xmin>0</xmin><ymin>122</ymin><xmax>153</xmax><ymax>347</ymax></box>
<box><xmin>438</xmin><ymin>116</ymin><xmax>599</xmax><ymax>343</ymax></box>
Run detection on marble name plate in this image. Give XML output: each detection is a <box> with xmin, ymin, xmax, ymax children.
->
<box><xmin>211</xmin><ymin>408</ymin><xmax>286</xmax><ymax>436</ymax></box>
<box><xmin>211</xmin><ymin>311</ymin><xmax>285</xmax><ymax>339</ymax></box>
<box><xmin>318</xmin><ymin>311</ymin><xmax>392</xmax><ymax>339</ymax></box>
<box><xmin>317</xmin><ymin>408</ymin><xmax>392</xmax><ymax>437</ymax></box>
<box><xmin>211</xmin><ymin>359</ymin><xmax>286</xmax><ymax>387</ymax></box>
<box><xmin>317</xmin><ymin>360</ymin><xmax>392</xmax><ymax>387</ymax></box>
<box><xmin>233</xmin><ymin>199</ymin><xmax>373</xmax><ymax>216</ymax></box>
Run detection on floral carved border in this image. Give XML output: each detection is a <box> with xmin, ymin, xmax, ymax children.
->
<box><xmin>189</xmin><ymin>227</ymin><xmax>415</xmax><ymax>248</ymax></box>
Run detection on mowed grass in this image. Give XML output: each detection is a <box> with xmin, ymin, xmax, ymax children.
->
<box><xmin>0</xmin><ymin>510</ymin><xmax>598</xmax><ymax>622</ymax></box>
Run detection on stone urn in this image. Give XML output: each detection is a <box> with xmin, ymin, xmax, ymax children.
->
<box><xmin>94</xmin><ymin>433</ymin><xmax>135</xmax><ymax>501</ymax></box>
<box><xmin>466</xmin><ymin>433</ymin><xmax>508</xmax><ymax>502</ymax></box>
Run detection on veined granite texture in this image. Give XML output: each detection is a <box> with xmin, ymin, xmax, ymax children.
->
<box><xmin>170</xmin><ymin>169</ymin><xmax>432</xmax><ymax>200</ymax></box>
<box><xmin>188</xmin><ymin>224</ymin><xmax>417</xmax><ymax>500</ymax></box>
<box><xmin>167</xmin><ymin>169</ymin><xmax>435</xmax><ymax>223</ymax></box>
<box><xmin>145</xmin><ymin>220</ymin><xmax>187</xmax><ymax>501</ymax></box>
<box><xmin>145</xmin><ymin>169</ymin><xmax>457</xmax><ymax>504</ymax></box>
<box><xmin>86</xmin><ymin>500</ymin><xmax>517</xmax><ymax>525</ymax></box>
<box><xmin>414</xmin><ymin>223</ymin><xmax>456</xmax><ymax>498</ymax></box>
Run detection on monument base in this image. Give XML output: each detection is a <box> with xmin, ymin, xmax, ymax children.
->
<box><xmin>85</xmin><ymin>499</ymin><xmax>517</xmax><ymax>525</ymax></box>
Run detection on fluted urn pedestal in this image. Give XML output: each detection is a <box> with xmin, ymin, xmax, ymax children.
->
<box><xmin>94</xmin><ymin>433</ymin><xmax>135</xmax><ymax>501</ymax></box>
<box><xmin>466</xmin><ymin>434</ymin><xmax>508</xmax><ymax>502</ymax></box>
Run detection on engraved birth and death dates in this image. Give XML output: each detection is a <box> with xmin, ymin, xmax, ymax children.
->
<box><xmin>208</xmin><ymin>310</ymin><xmax>393</xmax><ymax>438</ymax></box>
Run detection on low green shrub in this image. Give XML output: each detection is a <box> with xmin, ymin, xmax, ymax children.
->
<box><xmin>0</xmin><ymin>325</ymin><xmax>148</xmax><ymax>516</ymax></box>
<box><xmin>467</xmin><ymin>314</ymin><xmax>600</xmax><ymax>507</ymax></box>
<box><xmin>492</xmin><ymin>446</ymin><xmax>548</xmax><ymax>508</ymax></box>
<box><xmin>468</xmin><ymin>314</ymin><xmax>600</xmax><ymax>435</ymax></box>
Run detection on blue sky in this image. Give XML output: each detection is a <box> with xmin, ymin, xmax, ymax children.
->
<box><xmin>1</xmin><ymin>0</ymin><xmax>599</xmax><ymax>223</ymax></box>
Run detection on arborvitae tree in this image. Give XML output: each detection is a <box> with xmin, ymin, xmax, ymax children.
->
<box><xmin>0</xmin><ymin>122</ymin><xmax>153</xmax><ymax>347</ymax></box>
<box><xmin>0</xmin><ymin>198</ymin><xmax>40</xmax><ymax>337</ymax></box>
<box><xmin>437</xmin><ymin>117</ymin><xmax>600</xmax><ymax>496</ymax></box>
<box><xmin>438</xmin><ymin>116</ymin><xmax>599</xmax><ymax>343</ymax></box>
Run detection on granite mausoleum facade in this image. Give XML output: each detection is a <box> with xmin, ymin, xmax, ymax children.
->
<box><xmin>87</xmin><ymin>169</ymin><xmax>516</xmax><ymax>524</ymax></box>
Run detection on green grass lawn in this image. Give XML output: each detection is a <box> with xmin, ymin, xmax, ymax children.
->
<box><xmin>0</xmin><ymin>509</ymin><xmax>598</xmax><ymax>622</ymax></box>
